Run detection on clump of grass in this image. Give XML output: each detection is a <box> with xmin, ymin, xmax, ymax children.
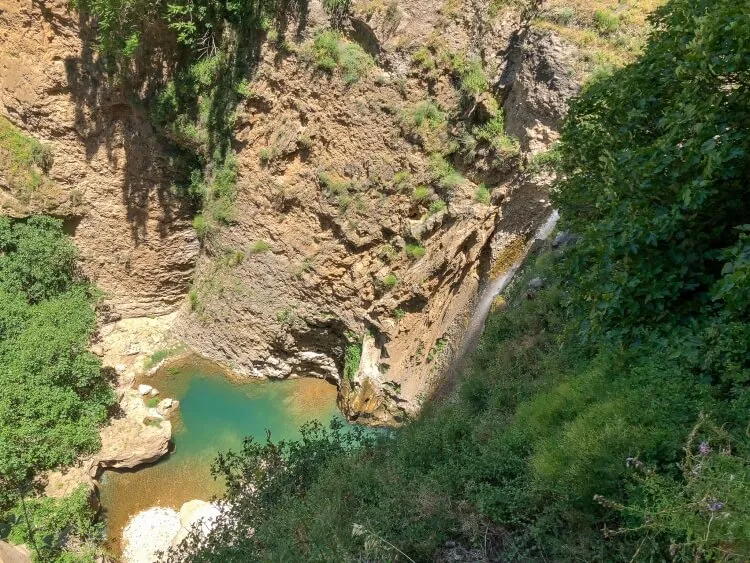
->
<box><xmin>412</xmin><ymin>185</ymin><xmax>431</xmax><ymax>201</ymax></box>
<box><xmin>426</xmin><ymin>338</ymin><xmax>446</xmax><ymax>362</ymax></box>
<box><xmin>474</xmin><ymin>114</ymin><xmax>520</xmax><ymax>158</ymax></box>
<box><xmin>250</xmin><ymin>240</ymin><xmax>271</xmax><ymax>253</ymax></box>
<box><xmin>144</xmin><ymin>345</ymin><xmax>186</xmax><ymax>369</ymax></box>
<box><xmin>475</xmin><ymin>184</ymin><xmax>491</xmax><ymax>205</ymax></box>
<box><xmin>399</xmin><ymin>100</ymin><xmax>453</xmax><ymax>153</ymax></box>
<box><xmin>393</xmin><ymin>170</ymin><xmax>411</xmax><ymax>191</ymax></box>
<box><xmin>344</xmin><ymin>341</ymin><xmax>361</xmax><ymax>383</ymax></box>
<box><xmin>189</xmin><ymin>290</ymin><xmax>199</xmax><ymax>311</ymax></box>
<box><xmin>144</xmin><ymin>417</ymin><xmax>162</xmax><ymax>428</ymax></box>
<box><xmin>454</xmin><ymin>56</ymin><xmax>488</xmax><ymax>96</ymax></box>
<box><xmin>193</xmin><ymin>214</ymin><xmax>212</xmax><ymax>240</ymax></box>
<box><xmin>527</xmin><ymin>144</ymin><xmax>563</xmax><ymax>174</ymax></box>
<box><xmin>429</xmin><ymin>154</ymin><xmax>464</xmax><ymax>190</ymax></box>
<box><xmin>412</xmin><ymin>46</ymin><xmax>436</xmax><ymax>72</ymax></box>
<box><xmin>294</xmin><ymin>258</ymin><xmax>314</xmax><ymax>278</ymax></box>
<box><xmin>393</xmin><ymin>308</ymin><xmax>405</xmax><ymax>321</ymax></box>
<box><xmin>236</xmin><ymin>79</ymin><xmax>255</xmax><ymax>98</ymax></box>
<box><xmin>0</xmin><ymin>116</ymin><xmax>54</xmax><ymax>197</ymax></box>
<box><xmin>206</xmin><ymin>151</ymin><xmax>238</xmax><ymax>224</ymax></box>
<box><xmin>259</xmin><ymin>146</ymin><xmax>281</xmax><ymax>163</ymax></box>
<box><xmin>298</xmin><ymin>134</ymin><xmax>315</xmax><ymax>150</ymax></box>
<box><xmin>405</xmin><ymin>243</ymin><xmax>426</xmax><ymax>259</ymax></box>
<box><xmin>382</xmin><ymin>273</ymin><xmax>398</xmax><ymax>288</ymax></box>
<box><xmin>318</xmin><ymin>170</ymin><xmax>352</xmax><ymax>197</ymax></box>
<box><xmin>429</xmin><ymin>199</ymin><xmax>447</xmax><ymax>215</ymax></box>
<box><xmin>146</xmin><ymin>397</ymin><xmax>160</xmax><ymax>408</ymax></box>
<box><xmin>547</xmin><ymin>6</ymin><xmax>576</xmax><ymax>25</ymax></box>
<box><xmin>594</xmin><ymin>10</ymin><xmax>620</xmax><ymax>34</ymax></box>
<box><xmin>410</xmin><ymin>101</ymin><xmax>445</xmax><ymax>128</ymax></box>
<box><xmin>311</xmin><ymin>31</ymin><xmax>373</xmax><ymax>84</ymax></box>
<box><xmin>379</xmin><ymin>243</ymin><xmax>396</xmax><ymax>263</ymax></box>
<box><xmin>276</xmin><ymin>308</ymin><xmax>296</xmax><ymax>325</ymax></box>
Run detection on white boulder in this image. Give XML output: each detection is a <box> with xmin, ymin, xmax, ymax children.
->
<box><xmin>122</xmin><ymin>507</ymin><xmax>181</xmax><ymax>563</ymax></box>
<box><xmin>137</xmin><ymin>384</ymin><xmax>153</xmax><ymax>396</ymax></box>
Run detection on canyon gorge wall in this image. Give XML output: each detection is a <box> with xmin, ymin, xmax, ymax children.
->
<box><xmin>0</xmin><ymin>0</ymin><xmax>578</xmax><ymax>425</ymax></box>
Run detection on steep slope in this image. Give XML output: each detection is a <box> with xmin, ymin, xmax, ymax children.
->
<box><xmin>175</xmin><ymin>0</ymin><xmax>578</xmax><ymax>424</ymax></box>
<box><xmin>0</xmin><ymin>0</ymin><xmax>580</xmax><ymax>426</ymax></box>
<box><xmin>0</xmin><ymin>0</ymin><xmax>198</xmax><ymax>318</ymax></box>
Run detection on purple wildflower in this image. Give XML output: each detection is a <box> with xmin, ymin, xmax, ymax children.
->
<box><xmin>708</xmin><ymin>499</ymin><xmax>724</xmax><ymax>512</ymax></box>
<box><xmin>699</xmin><ymin>441</ymin><xmax>712</xmax><ymax>456</ymax></box>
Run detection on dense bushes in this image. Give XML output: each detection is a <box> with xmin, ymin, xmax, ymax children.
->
<box><xmin>0</xmin><ymin>217</ymin><xmax>113</xmax><ymax>561</ymax></box>
<box><xmin>0</xmin><ymin>217</ymin><xmax>113</xmax><ymax>506</ymax></box>
<box><xmin>552</xmin><ymin>0</ymin><xmax>750</xmax><ymax>340</ymax></box>
<box><xmin>171</xmin><ymin>1</ymin><xmax>749</xmax><ymax>561</ymax></box>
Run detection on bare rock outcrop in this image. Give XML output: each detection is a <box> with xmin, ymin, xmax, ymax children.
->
<box><xmin>0</xmin><ymin>0</ymin><xmax>580</xmax><ymax>427</ymax></box>
<box><xmin>169</xmin><ymin>0</ymin><xmax>576</xmax><ymax>425</ymax></box>
<box><xmin>0</xmin><ymin>541</ymin><xmax>31</xmax><ymax>563</ymax></box>
<box><xmin>499</xmin><ymin>28</ymin><xmax>580</xmax><ymax>153</ymax></box>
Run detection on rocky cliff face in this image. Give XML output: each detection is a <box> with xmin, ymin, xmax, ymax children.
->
<box><xmin>0</xmin><ymin>0</ymin><xmax>578</xmax><ymax>426</ymax></box>
<box><xmin>0</xmin><ymin>0</ymin><xmax>198</xmax><ymax>318</ymax></box>
<box><xmin>174</xmin><ymin>0</ymin><xmax>578</xmax><ymax>424</ymax></box>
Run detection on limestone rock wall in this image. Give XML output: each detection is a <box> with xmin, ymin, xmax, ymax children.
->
<box><xmin>0</xmin><ymin>0</ymin><xmax>198</xmax><ymax>318</ymax></box>
<box><xmin>174</xmin><ymin>1</ymin><xmax>578</xmax><ymax>424</ymax></box>
<box><xmin>0</xmin><ymin>0</ymin><xmax>578</xmax><ymax>426</ymax></box>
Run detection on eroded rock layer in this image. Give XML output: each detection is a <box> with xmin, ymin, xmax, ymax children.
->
<box><xmin>1</xmin><ymin>0</ymin><xmax>578</xmax><ymax>425</ymax></box>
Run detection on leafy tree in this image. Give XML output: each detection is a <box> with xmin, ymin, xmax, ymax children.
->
<box><xmin>552</xmin><ymin>0</ymin><xmax>750</xmax><ymax>341</ymax></box>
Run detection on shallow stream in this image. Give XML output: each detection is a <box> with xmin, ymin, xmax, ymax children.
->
<box><xmin>99</xmin><ymin>355</ymin><xmax>342</xmax><ymax>553</ymax></box>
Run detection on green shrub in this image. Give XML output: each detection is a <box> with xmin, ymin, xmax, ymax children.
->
<box><xmin>474</xmin><ymin>114</ymin><xmax>520</xmax><ymax>157</ymax></box>
<box><xmin>0</xmin><ymin>217</ymin><xmax>113</xmax><ymax>505</ymax></box>
<box><xmin>553</xmin><ymin>0</ymin><xmax>750</xmax><ymax>340</ymax></box>
<box><xmin>382</xmin><ymin>273</ymin><xmax>398</xmax><ymax>288</ymax></box>
<box><xmin>546</xmin><ymin>6</ymin><xmax>576</xmax><ymax>25</ymax></box>
<box><xmin>344</xmin><ymin>342</ymin><xmax>361</xmax><ymax>383</ymax></box>
<box><xmin>475</xmin><ymin>184</ymin><xmax>491</xmax><ymax>205</ymax></box>
<box><xmin>593</xmin><ymin>10</ymin><xmax>620</xmax><ymax>34</ymax></box>
<box><xmin>429</xmin><ymin>154</ymin><xmax>464</xmax><ymax>189</ymax></box>
<box><xmin>428</xmin><ymin>199</ymin><xmax>447</xmax><ymax>215</ymax></box>
<box><xmin>311</xmin><ymin>31</ymin><xmax>373</xmax><ymax>83</ymax></box>
<box><xmin>4</xmin><ymin>485</ymin><xmax>104</xmax><ymax>561</ymax></box>
<box><xmin>318</xmin><ymin>170</ymin><xmax>351</xmax><ymax>197</ymax></box>
<box><xmin>144</xmin><ymin>345</ymin><xmax>186</xmax><ymax>369</ymax></box>
<box><xmin>412</xmin><ymin>185</ymin><xmax>431</xmax><ymax>201</ymax></box>
<box><xmin>339</xmin><ymin>42</ymin><xmax>374</xmax><ymax>84</ymax></box>
<box><xmin>405</xmin><ymin>243</ymin><xmax>426</xmax><ymax>259</ymax></box>
<box><xmin>250</xmin><ymin>240</ymin><xmax>271</xmax><ymax>253</ymax></box>
<box><xmin>259</xmin><ymin>146</ymin><xmax>278</xmax><ymax>163</ymax></box>
<box><xmin>146</xmin><ymin>396</ymin><xmax>160</xmax><ymax>408</ymax></box>
<box><xmin>393</xmin><ymin>170</ymin><xmax>411</xmax><ymax>190</ymax></box>
<box><xmin>411</xmin><ymin>102</ymin><xmax>444</xmax><ymax>128</ymax></box>
<box><xmin>456</xmin><ymin>57</ymin><xmax>488</xmax><ymax>96</ymax></box>
<box><xmin>412</xmin><ymin>46</ymin><xmax>436</xmax><ymax>71</ymax></box>
<box><xmin>0</xmin><ymin>117</ymin><xmax>53</xmax><ymax>196</ymax></box>
<box><xmin>193</xmin><ymin>214</ymin><xmax>211</xmax><ymax>240</ymax></box>
<box><xmin>189</xmin><ymin>289</ymin><xmax>199</xmax><ymax>311</ymax></box>
<box><xmin>393</xmin><ymin>308</ymin><xmax>405</xmax><ymax>321</ymax></box>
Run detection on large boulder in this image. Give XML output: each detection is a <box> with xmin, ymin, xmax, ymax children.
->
<box><xmin>0</xmin><ymin>541</ymin><xmax>31</xmax><ymax>563</ymax></box>
<box><xmin>122</xmin><ymin>507</ymin><xmax>181</xmax><ymax>563</ymax></box>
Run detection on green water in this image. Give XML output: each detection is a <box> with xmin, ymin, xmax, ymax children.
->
<box><xmin>99</xmin><ymin>355</ymin><xmax>342</xmax><ymax>552</ymax></box>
